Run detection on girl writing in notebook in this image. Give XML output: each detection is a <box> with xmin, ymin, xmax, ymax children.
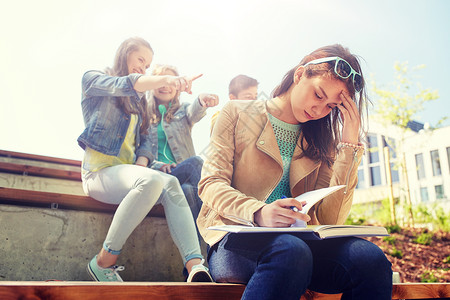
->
<box><xmin>197</xmin><ymin>44</ymin><xmax>392</xmax><ymax>299</ymax></box>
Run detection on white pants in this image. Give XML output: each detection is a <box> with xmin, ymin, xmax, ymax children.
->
<box><xmin>82</xmin><ymin>164</ymin><xmax>202</xmax><ymax>264</ymax></box>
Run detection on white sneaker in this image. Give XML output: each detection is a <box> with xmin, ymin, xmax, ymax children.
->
<box><xmin>186</xmin><ymin>259</ymin><xmax>213</xmax><ymax>282</ymax></box>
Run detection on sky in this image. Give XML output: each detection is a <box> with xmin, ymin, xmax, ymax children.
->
<box><xmin>1</xmin><ymin>0</ymin><xmax>449</xmax><ymax>161</ymax></box>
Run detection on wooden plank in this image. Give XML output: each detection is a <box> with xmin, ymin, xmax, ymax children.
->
<box><xmin>0</xmin><ymin>161</ymin><xmax>82</xmax><ymax>181</ymax></box>
<box><xmin>0</xmin><ymin>156</ymin><xmax>81</xmax><ymax>172</ymax></box>
<box><xmin>392</xmin><ymin>283</ymin><xmax>450</xmax><ymax>299</ymax></box>
<box><xmin>0</xmin><ymin>282</ymin><xmax>244</xmax><ymax>300</ymax></box>
<box><xmin>0</xmin><ymin>150</ymin><xmax>81</xmax><ymax>167</ymax></box>
<box><xmin>0</xmin><ymin>282</ymin><xmax>448</xmax><ymax>300</ymax></box>
<box><xmin>0</xmin><ymin>187</ymin><xmax>165</xmax><ymax>217</ymax></box>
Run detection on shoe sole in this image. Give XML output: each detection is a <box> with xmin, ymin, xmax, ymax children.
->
<box><xmin>188</xmin><ymin>271</ymin><xmax>213</xmax><ymax>282</ymax></box>
<box><xmin>86</xmin><ymin>263</ymin><xmax>100</xmax><ymax>282</ymax></box>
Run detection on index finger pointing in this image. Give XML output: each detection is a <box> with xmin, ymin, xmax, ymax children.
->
<box><xmin>190</xmin><ymin>74</ymin><xmax>203</xmax><ymax>81</ymax></box>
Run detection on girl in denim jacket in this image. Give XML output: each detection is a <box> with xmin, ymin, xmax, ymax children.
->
<box><xmin>78</xmin><ymin>37</ymin><xmax>212</xmax><ymax>282</ymax></box>
<box><xmin>146</xmin><ymin>65</ymin><xmax>219</xmax><ymax>227</ymax></box>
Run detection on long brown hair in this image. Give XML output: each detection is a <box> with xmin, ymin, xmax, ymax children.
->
<box><xmin>147</xmin><ymin>64</ymin><xmax>181</xmax><ymax>124</ymax></box>
<box><xmin>105</xmin><ymin>37</ymin><xmax>153</xmax><ymax>135</ymax></box>
<box><xmin>272</xmin><ymin>44</ymin><xmax>368</xmax><ymax>167</ymax></box>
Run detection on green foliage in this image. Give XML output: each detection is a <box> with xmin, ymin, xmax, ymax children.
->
<box><xmin>383</xmin><ymin>236</ymin><xmax>397</xmax><ymax>245</ymax></box>
<box><xmin>345</xmin><ymin>198</ymin><xmax>401</xmax><ymax>227</ymax></box>
<box><xmin>412</xmin><ymin>203</ymin><xmax>450</xmax><ymax>232</ymax></box>
<box><xmin>389</xmin><ymin>247</ymin><xmax>403</xmax><ymax>259</ymax></box>
<box><xmin>414</xmin><ymin>232</ymin><xmax>433</xmax><ymax>245</ymax></box>
<box><xmin>434</xmin><ymin>207</ymin><xmax>450</xmax><ymax>232</ymax></box>
<box><xmin>371</xmin><ymin>62</ymin><xmax>441</xmax><ymax>130</ymax></box>
<box><xmin>420</xmin><ymin>271</ymin><xmax>439</xmax><ymax>283</ymax></box>
<box><xmin>370</xmin><ymin>62</ymin><xmax>443</xmax><ymax>228</ymax></box>
<box><xmin>386</xmin><ymin>224</ymin><xmax>402</xmax><ymax>234</ymax></box>
<box><xmin>346</xmin><ymin>196</ymin><xmax>449</xmax><ymax>232</ymax></box>
<box><xmin>444</xmin><ymin>256</ymin><xmax>450</xmax><ymax>264</ymax></box>
<box><xmin>345</xmin><ymin>217</ymin><xmax>366</xmax><ymax>225</ymax></box>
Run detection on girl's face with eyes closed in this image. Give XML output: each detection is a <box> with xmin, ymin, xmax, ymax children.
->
<box><xmin>290</xmin><ymin>67</ymin><xmax>349</xmax><ymax>123</ymax></box>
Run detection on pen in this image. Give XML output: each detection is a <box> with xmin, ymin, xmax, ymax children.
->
<box><xmin>281</xmin><ymin>195</ymin><xmax>300</xmax><ymax>213</ymax></box>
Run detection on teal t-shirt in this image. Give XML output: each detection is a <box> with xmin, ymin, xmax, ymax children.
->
<box><xmin>265</xmin><ymin>113</ymin><xmax>301</xmax><ymax>204</ymax></box>
<box><xmin>157</xmin><ymin>118</ymin><xmax>176</xmax><ymax>164</ymax></box>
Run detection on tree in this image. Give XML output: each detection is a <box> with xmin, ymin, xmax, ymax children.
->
<box><xmin>370</xmin><ymin>62</ymin><xmax>443</xmax><ymax>226</ymax></box>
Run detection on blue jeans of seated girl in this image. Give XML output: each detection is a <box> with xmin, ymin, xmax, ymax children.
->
<box><xmin>209</xmin><ymin>233</ymin><xmax>392</xmax><ymax>300</ymax></box>
<box><xmin>82</xmin><ymin>164</ymin><xmax>203</xmax><ymax>265</ymax></box>
<box><xmin>170</xmin><ymin>156</ymin><xmax>203</xmax><ymax>223</ymax></box>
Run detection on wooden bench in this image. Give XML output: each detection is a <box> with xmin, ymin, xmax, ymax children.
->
<box><xmin>0</xmin><ymin>149</ymin><xmax>164</xmax><ymax>216</ymax></box>
<box><xmin>0</xmin><ymin>282</ymin><xmax>449</xmax><ymax>300</ymax></box>
<box><xmin>2</xmin><ymin>150</ymin><xmax>449</xmax><ymax>298</ymax></box>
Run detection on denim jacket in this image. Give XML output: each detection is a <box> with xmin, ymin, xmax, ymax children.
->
<box><xmin>148</xmin><ymin>99</ymin><xmax>207</xmax><ymax>170</ymax></box>
<box><xmin>77</xmin><ymin>70</ymin><xmax>154</xmax><ymax>163</ymax></box>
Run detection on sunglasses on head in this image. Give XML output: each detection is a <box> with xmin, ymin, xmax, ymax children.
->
<box><xmin>303</xmin><ymin>56</ymin><xmax>363</xmax><ymax>93</ymax></box>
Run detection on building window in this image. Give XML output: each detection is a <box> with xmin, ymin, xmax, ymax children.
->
<box><xmin>356</xmin><ymin>169</ymin><xmax>365</xmax><ymax>189</ymax></box>
<box><xmin>435</xmin><ymin>185</ymin><xmax>445</xmax><ymax>200</ymax></box>
<box><xmin>367</xmin><ymin>134</ymin><xmax>382</xmax><ymax>186</ymax></box>
<box><xmin>390</xmin><ymin>163</ymin><xmax>399</xmax><ymax>183</ymax></box>
<box><xmin>420</xmin><ymin>187</ymin><xmax>429</xmax><ymax>202</ymax></box>
<box><xmin>415</xmin><ymin>153</ymin><xmax>426</xmax><ymax>179</ymax></box>
<box><xmin>370</xmin><ymin>166</ymin><xmax>382</xmax><ymax>186</ymax></box>
<box><xmin>430</xmin><ymin>150</ymin><xmax>442</xmax><ymax>176</ymax></box>
<box><xmin>383</xmin><ymin>136</ymin><xmax>399</xmax><ymax>183</ymax></box>
<box><xmin>383</xmin><ymin>136</ymin><xmax>397</xmax><ymax>159</ymax></box>
<box><xmin>367</xmin><ymin>134</ymin><xmax>379</xmax><ymax>163</ymax></box>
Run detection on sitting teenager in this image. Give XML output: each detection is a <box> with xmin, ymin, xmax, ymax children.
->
<box><xmin>147</xmin><ymin>64</ymin><xmax>219</xmax><ymax>225</ymax></box>
<box><xmin>198</xmin><ymin>44</ymin><xmax>393</xmax><ymax>299</ymax></box>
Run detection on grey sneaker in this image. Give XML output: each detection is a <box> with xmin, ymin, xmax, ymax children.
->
<box><xmin>186</xmin><ymin>259</ymin><xmax>213</xmax><ymax>282</ymax></box>
<box><xmin>87</xmin><ymin>255</ymin><xmax>124</xmax><ymax>282</ymax></box>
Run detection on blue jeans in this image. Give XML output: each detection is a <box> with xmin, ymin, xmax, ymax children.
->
<box><xmin>170</xmin><ymin>156</ymin><xmax>203</xmax><ymax>225</ymax></box>
<box><xmin>208</xmin><ymin>233</ymin><xmax>392</xmax><ymax>300</ymax></box>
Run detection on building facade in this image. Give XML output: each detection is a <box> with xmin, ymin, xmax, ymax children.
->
<box><xmin>354</xmin><ymin>120</ymin><xmax>450</xmax><ymax>213</ymax></box>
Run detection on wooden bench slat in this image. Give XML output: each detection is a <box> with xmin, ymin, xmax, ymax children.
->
<box><xmin>0</xmin><ymin>282</ymin><xmax>448</xmax><ymax>300</ymax></box>
<box><xmin>1</xmin><ymin>282</ymin><xmax>245</xmax><ymax>300</ymax></box>
<box><xmin>392</xmin><ymin>282</ymin><xmax>450</xmax><ymax>299</ymax></box>
<box><xmin>0</xmin><ymin>187</ymin><xmax>165</xmax><ymax>217</ymax></box>
<box><xmin>0</xmin><ymin>161</ymin><xmax>82</xmax><ymax>181</ymax></box>
<box><xmin>0</xmin><ymin>150</ymin><xmax>81</xmax><ymax>167</ymax></box>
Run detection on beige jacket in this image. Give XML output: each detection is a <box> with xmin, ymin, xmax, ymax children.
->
<box><xmin>198</xmin><ymin>100</ymin><xmax>363</xmax><ymax>247</ymax></box>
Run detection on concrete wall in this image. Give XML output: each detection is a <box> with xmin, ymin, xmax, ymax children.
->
<box><xmin>0</xmin><ymin>204</ymin><xmax>195</xmax><ymax>282</ymax></box>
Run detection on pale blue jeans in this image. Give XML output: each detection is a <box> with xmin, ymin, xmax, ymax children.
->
<box><xmin>82</xmin><ymin>164</ymin><xmax>203</xmax><ymax>265</ymax></box>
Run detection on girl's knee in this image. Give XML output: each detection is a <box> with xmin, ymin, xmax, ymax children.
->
<box><xmin>138</xmin><ymin>171</ymin><xmax>165</xmax><ymax>193</ymax></box>
<box><xmin>351</xmin><ymin>239</ymin><xmax>392</xmax><ymax>276</ymax></box>
<box><xmin>191</xmin><ymin>156</ymin><xmax>204</xmax><ymax>167</ymax></box>
<box><xmin>184</xmin><ymin>156</ymin><xmax>204</xmax><ymax>171</ymax></box>
<box><xmin>271</xmin><ymin>235</ymin><xmax>313</xmax><ymax>269</ymax></box>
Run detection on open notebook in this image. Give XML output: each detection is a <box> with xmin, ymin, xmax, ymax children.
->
<box><xmin>207</xmin><ymin>224</ymin><xmax>389</xmax><ymax>240</ymax></box>
<box><xmin>207</xmin><ymin>185</ymin><xmax>389</xmax><ymax>239</ymax></box>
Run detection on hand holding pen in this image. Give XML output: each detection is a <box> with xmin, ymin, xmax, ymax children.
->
<box><xmin>254</xmin><ymin>196</ymin><xmax>310</xmax><ymax>227</ymax></box>
<box><xmin>281</xmin><ymin>195</ymin><xmax>301</xmax><ymax>212</ymax></box>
